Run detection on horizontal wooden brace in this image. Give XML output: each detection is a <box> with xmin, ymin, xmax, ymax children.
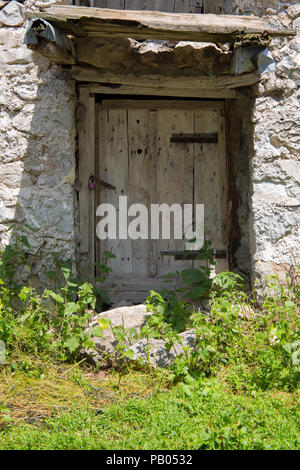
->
<box><xmin>87</xmin><ymin>83</ymin><xmax>237</xmax><ymax>99</ymax></box>
<box><xmin>72</xmin><ymin>67</ymin><xmax>261</xmax><ymax>91</ymax></box>
<box><xmin>100</xmin><ymin>99</ymin><xmax>224</xmax><ymax>110</ymax></box>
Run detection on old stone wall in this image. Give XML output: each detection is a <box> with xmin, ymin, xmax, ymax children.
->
<box><xmin>0</xmin><ymin>0</ymin><xmax>77</xmax><ymax>285</ymax></box>
<box><xmin>223</xmin><ymin>1</ymin><xmax>300</xmax><ymax>282</ymax></box>
<box><xmin>0</xmin><ymin>0</ymin><xmax>299</xmax><ymax>288</ymax></box>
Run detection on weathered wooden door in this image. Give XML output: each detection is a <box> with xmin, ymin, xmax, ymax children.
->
<box><xmin>76</xmin><ymin>1</ymin><xmax>222</xmax><ymax>14</ymax></box>
<box><xmin>95</xmin><ymin>99</ymin><xmax>227</xmax><ymax>304</ymax></box>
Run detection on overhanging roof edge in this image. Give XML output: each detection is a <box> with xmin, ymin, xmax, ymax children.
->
<box><xmin>27</xmin><ymin>5</ymin><xmax>296</xmax><ymax>43</ymax></box>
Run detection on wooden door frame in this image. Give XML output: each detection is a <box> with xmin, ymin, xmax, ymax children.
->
<box><xmin>77</xmin><ymin>83</ymin><xmax>230</xmax><ymax>280</ymax></box>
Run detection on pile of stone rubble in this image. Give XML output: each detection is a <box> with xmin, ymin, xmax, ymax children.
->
<box><xmin>81</xmin><ymin>304</ymin><xmax>198</xmax><ymax>369</ymax></box>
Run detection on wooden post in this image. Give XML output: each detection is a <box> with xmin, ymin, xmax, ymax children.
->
<box><xmin>78</xmin><ymin>87</ymin><xmax>96</xmax><ymax>280</ymax></box>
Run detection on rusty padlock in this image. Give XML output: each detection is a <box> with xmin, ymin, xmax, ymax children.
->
<box><xmin>88</xmin><ymin>176</ymin><xmax>96</xmax><ymax>190</ymax></box>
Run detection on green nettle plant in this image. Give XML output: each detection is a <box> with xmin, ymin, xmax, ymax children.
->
<box><xmin>163</xmin><ymin>240</ymin><xmax>216</xmax><ymax>301</ymax></box>
<box><xmin>142</xmin><ymin>260</ymin><xmax>299</xmax><ymax>390</ymax></box>
<box><xmin>89</xmin><ymin>317</ymin><xmax>139</xmax><ymax>388</ymax></box>
<box><xmin>0</xmin><ymin>224</ymin><xmax>33</xmax><ymax>290</ymax></box>
<box><xmin>94</xmin><ymin>250</ymin><xmax>117</xmax><ymax>309</ymax></box>
<box><xmin>0</xmin><ymin>267</ymin><xmax>96</xmax><ymax>361</ymax></box>
<box><xmin>0</xmin><ymin>224</ymin><xmax>122</xmax><ymax>365</ymax></box>
<box><xmin>0</xmin><ymin>231</ymin><xmax>99</xmax><ymax>362</ymax></box>
<box><xmin>91</xmin><ymin>317</ymin><xmax>138</xmax><ymax>364</ymax></box>
<box><xmin>44</xmin><ymin>269</ymin><xmax>96</xmax><ymax>360</ymax></box>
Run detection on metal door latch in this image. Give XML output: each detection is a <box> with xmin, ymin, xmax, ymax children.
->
<box><xmin>170</xmin><ymin>133</ymin><xmax>218</xmax><ymax>144</ymax></box>
<box><xmin>160</xmin><ymin>250</ymin><xmax>226</xmax><ymax>260</ymax></box>
<box><xmin>88</xmin><ymin>176</ymin><xmax>116</xmax><ymax>191</ymax></box>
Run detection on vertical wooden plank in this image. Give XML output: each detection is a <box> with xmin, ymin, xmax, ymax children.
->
<box><xmin>124</xmin><ymin>0</ymin><xmax>174</xmax><ymax>11</ymax></box>
<box><xmin>94</xmin><ymin>0</ymin><xmax>125</xmax><ymax>8</ymax></box>
<box><xmin>94</xmin><ymin>0</ymin><xmax>204</xmax><ymax>12</ymax></box>
<box><xmin>98</xmin><ymin>106</ymin><xmax>132</xmax><ymax>275</ymax></box>
<box><xmin>174</xmin><ymin>1</ymin><xmax>190</xmax><ymax>13</ymax></box>
<box><xmin>194</xmin><ymin>106</ymin><xmax>227</xmax><ymax>273</ymax></box>
<box><xmin>148</xmin><ymin>110</ymin><xmax>158</xmax><ymax>278</ymax></box>
<box><xmin>156</xmin><ymin>108</ymin><xmax>194</xmax><ymax>276</ymax></box>
<box><xmin>203</xmin><ymin>0</ymin><xmax>222</xmax><ymax>14</ymax></box>
<box><xmin>73</xmin><ymin>0</ymin><xmax>223</xmax><ymax>12</ymax></box>
<box><xmin>226</xmin><ymin>98</ymin><xmax>245</xmax><ymax>272</ymax></box>
<box><xmin>124</xmin><ymin>1</ymin><xmax>150</xmax><ymax>10</ymax></box>
<box><xmin>216</xmin><ymin>106</ymin><xmax>228</xmax><ymax>272</ymax></box>
<box><xmin>153</xmin><ymin>0</ymin><xmax>175</xmax><ymax>12</ymax></box>
<box><xmin>174</xmin><ymin>1</ymin><xmax>204</xmax><ymax>13</ymax></box>
<box><xmin>127</xmin><ymin>108</ymin><xmax>153</xmax><ymax>277</ymax></box>
<box><xmin>78</xmin><ymin>87</ymin><xmax>96</xmax><ymax>280</ymax></box>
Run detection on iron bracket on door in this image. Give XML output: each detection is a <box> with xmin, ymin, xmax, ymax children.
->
<box><xmin>88</xmin><ymin>176</ymin><xmax>116</xmax><ymax>191</ymax></box>
<box><xmin>160</xmin><ymin>250</ymin><xmax>226</xmax><ymax>261</ymax></box>
<box><xmin>170</xmin><ymin>133</ymin><xmax>218</xmax><ymax>144</ymax></box>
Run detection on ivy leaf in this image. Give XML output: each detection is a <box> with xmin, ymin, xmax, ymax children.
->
<box><xmin>61</xmin><ymin>267</ymin><xmax>71</xmax><ymax>281</ymax></box>
<box><xmin>182</xmin><ymin>269</ymin><xmax>206</xmax><ymax>284</ymax></box>
<box><xmin>185</xmin><ymin>285</ymin><xmax>207</xmax><ymax>300</ymax></box>
<box><xmin>103</xmin><ymin>251</ymin><xmax>117</xmax><ymax>259</ymax></box>
<box><xmin>20</xmin><ymin>235</ymin><xmax>30</xmax><ymax>249</ymax></box>
<box><xmin>113</xmin><ymin>327</ymin><xmax>126</xmax><ymax>342</ymax></box>
<box><xmin>46</xmin><ymin>290</ymin><xmax>64</xmax><ymax>304</ymax></box>
<box><xmin>97</xmin><ymin>318</ymin><xmax>111</xmax><ymax>330</ymax></box>
<box><xmin>91</xmin><ymin>326</ymin><xmax>104</xmax><ymax>338</ymax></box>
<box><xmin>64</xmin><ymin>302</ymin><xmax>80</xmax><ymax>315</ymax></box>
<box><xmin>125</xmin><ymin>349</ymin><xmax>134</xmax><ymax>359</ymax></box>
<box><xmin>64</xmin><ymin>336</ymin><xmax>80</xmax><ymax>353</ymax></box>
<box><xmin>67</xmin><ymin>282</ymin><xmax>78</xmax><ymax>289</ymax></box>
<box><xmin>24</xmin><ymin>223</ymin><xmax>35</xmax><ymax>232</ymax></box>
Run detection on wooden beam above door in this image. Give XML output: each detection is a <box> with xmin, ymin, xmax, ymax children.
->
<box><xmin>87</xmin><ymin>83</ymin><xmax>237</xmax><ymax>99</ymax></box>
<box><xmin>100</xmin><ymin>99</ymin><xmax>225</xmax><ymax>110</ymax></box>
<box><xmin>29</xmin><ymin>5</ymin><xmax>295</xmax><ymax>43</ymax></box>
<box><xmin>72</xmin><ymin>66</ymin><xmax>261</xmax><ymax>93</ymax></box>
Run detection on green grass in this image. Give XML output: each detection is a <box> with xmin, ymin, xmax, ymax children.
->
<box><xmin>0</xmin><ymin>373</ymin><xmax>299</xmax><ymax>450</ymax></box>
<box><xmin>0</xmin><ymin>252</ymin><xmax>299</xmax><ymax>450</ymax></box>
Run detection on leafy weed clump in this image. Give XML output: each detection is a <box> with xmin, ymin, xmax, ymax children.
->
<box><xmin>143</xmin><ymin>265</ymin><xmax>299</xmax><ymax>392</ymax></box>
<box><xmin>0</xmin><ymin>235</ymin><xmax>100</xmax><ymax>363</ymax></box>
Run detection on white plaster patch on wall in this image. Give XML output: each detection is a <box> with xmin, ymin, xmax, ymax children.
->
<box><xmin>252</xmin><ymin>182</ymin><xmax>290</xmax><ymax>201</ymax></box>
<box><xmin>278</xmin><ymin>160</ymin><xmax>300</xmax><ymax>183</ymax></box>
